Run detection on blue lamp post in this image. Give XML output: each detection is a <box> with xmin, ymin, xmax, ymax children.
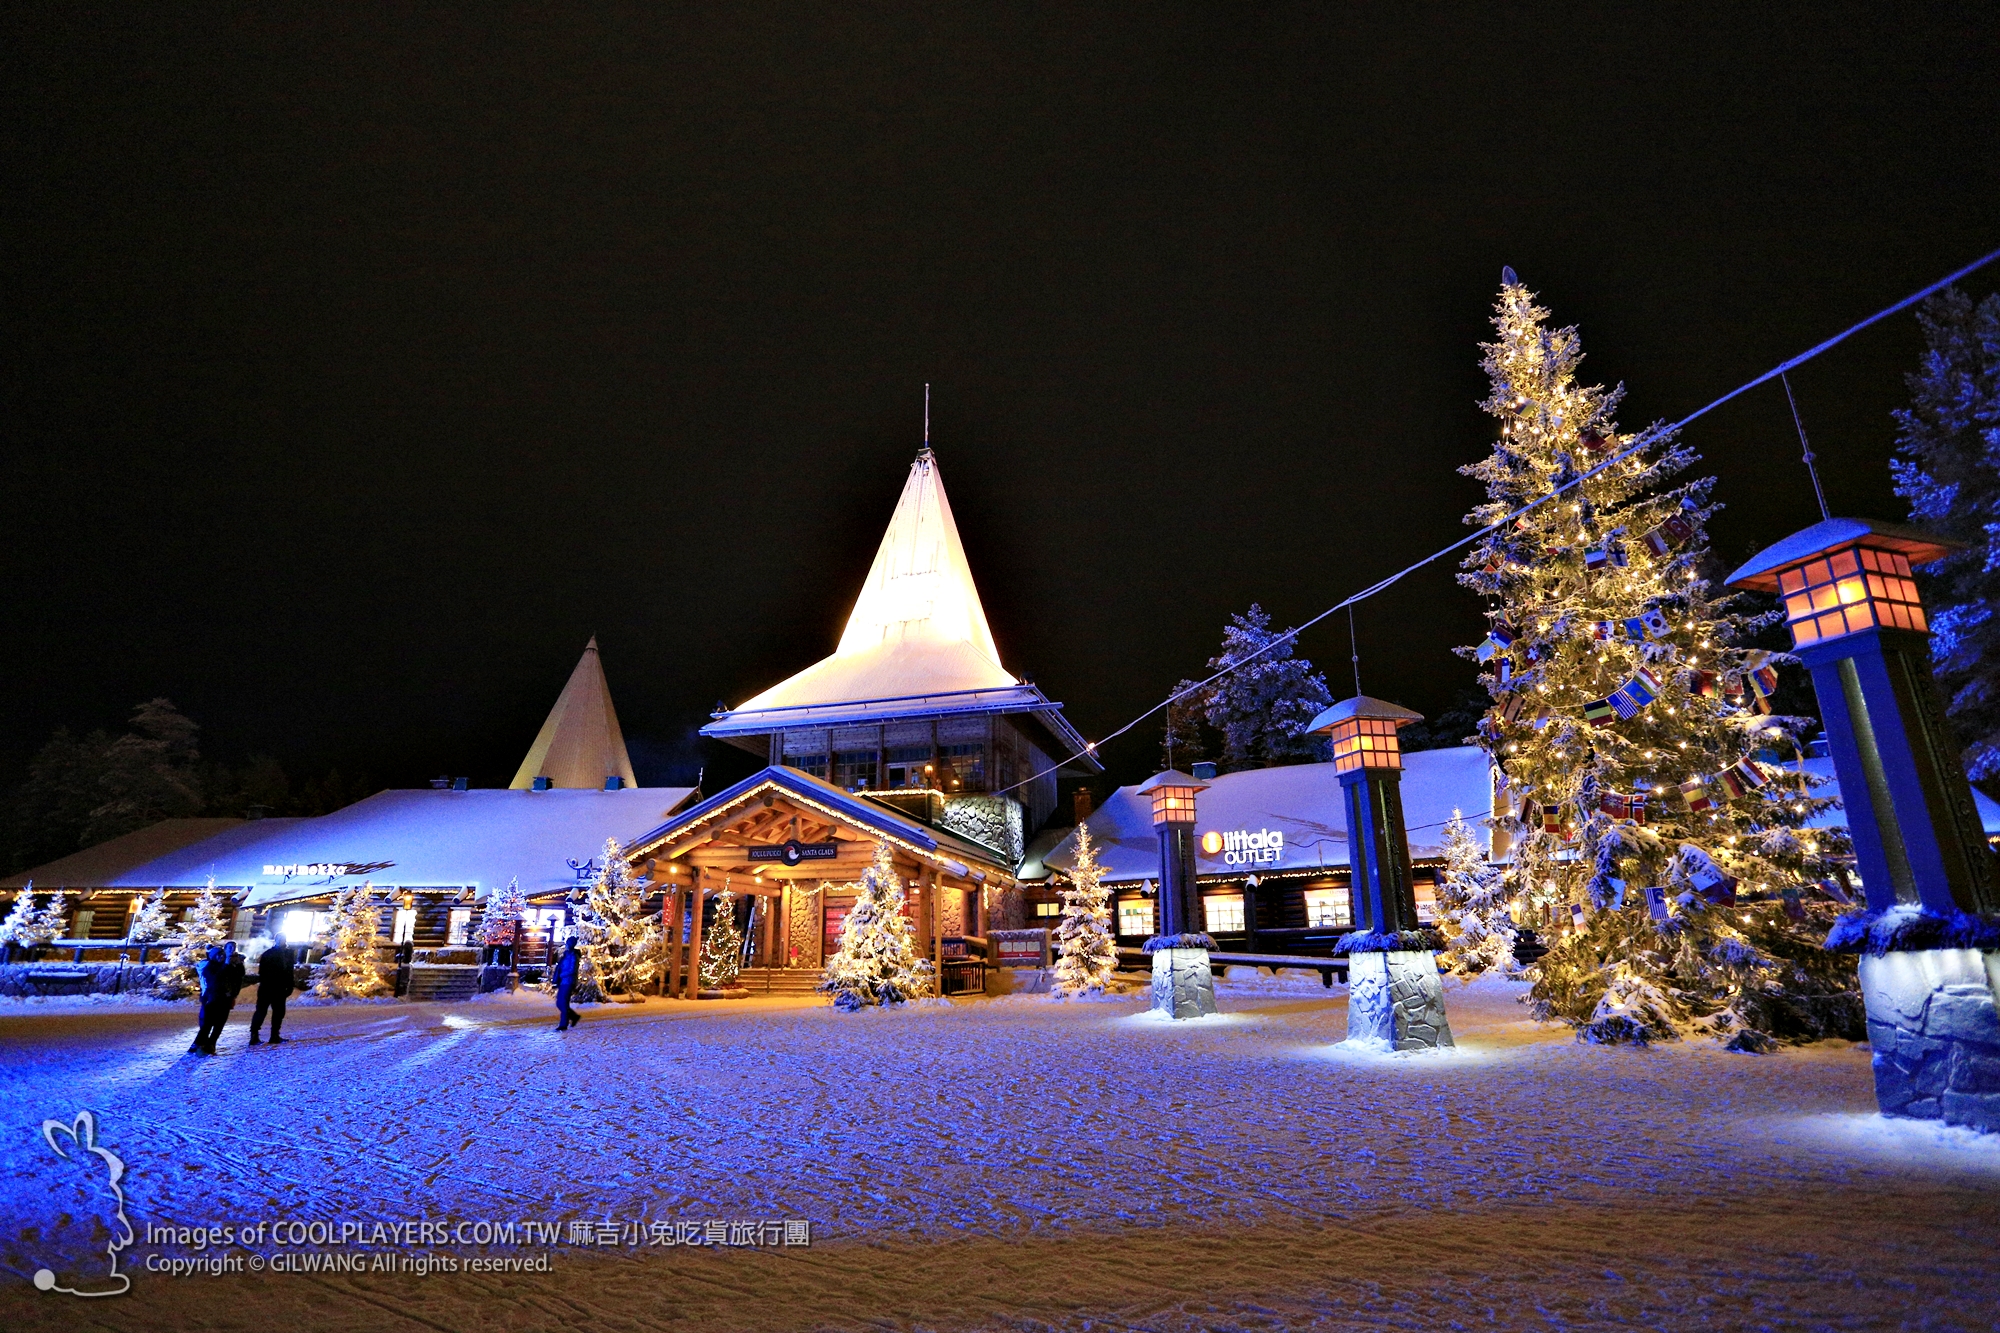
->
<box><xmin>1309</xmin><ymin>696</ymin><xmax>1454</xmax><ymax>1050</ymax></box>
<box><xmin>1134</xmin><ymin>769</ymin><xmax>1217</xmax><ymax>1019</ymax></box>
<box><xmin>1728</xmin><ymin>518</ymin><xmax>2000</xmax><ymax>1133</ymax></box>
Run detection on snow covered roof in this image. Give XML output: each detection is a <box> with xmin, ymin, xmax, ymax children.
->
<box><xmin>1044</xmin><ymin>747</ymin><xmax>1500</xmax><ymax>885</ymax></box>
<box><xmin>98</xmin><ymin>787</ymin><xmax>696</xmax><ymax>906</ymax></box>
<box><xmin>1725</xmin><ymin>518</ymin><xmax>1959</xmax><ymax>592</ymax></box>
<box><xmin>1</xmin><ymin>818</ymin><xmax>299</xmax><ymax>890</ymax></box>
<box><xmin>701</xmin><ymin>449</ymin><xmax>1098</xmax><ymax>767</ymax></box>
<box><xmin>627</xmin><ymin>765</ymin><xmax>1016</xmax><ymax>878</ymax></box>
<box><xmin>510</xmin><ymin>636</ymin><xmax>639</xmax><ymax>790</ymax></box>
<box><xmin>1307</xmin><ymin>695</ymin><xmax>1424</xmax><ymax>733</ymax></box>
<box><xmin>1792</xmin><ymin>756</ymin><xmax>2000</xmax><ymax>837</ymax></box>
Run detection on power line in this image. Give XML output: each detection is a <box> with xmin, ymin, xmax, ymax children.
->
<box><xmin>996</xmin><ymin>244</ymin><xmax>2000</xmax><ymax>799</ymax></box>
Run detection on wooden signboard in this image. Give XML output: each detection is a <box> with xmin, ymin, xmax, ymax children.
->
<box><xmin>992</xmin><ymin>929</ymin><xmax>1050</xmax><ymax>968</ymax></box>
<box><xmin>749</xmin><ymin>840</ymin><xmax>841</xmax><ymax>867</ymax></box>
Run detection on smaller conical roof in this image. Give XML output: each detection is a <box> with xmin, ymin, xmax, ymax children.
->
<box><xmin>510</xmin><ymin>637</ymin><xmax>640</xmax><ymax>790</ymax></box>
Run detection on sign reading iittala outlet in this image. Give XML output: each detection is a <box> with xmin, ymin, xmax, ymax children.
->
<box><xmin>1199</xmin><ymin>828</ymin><xmax>1285</xmax><ymax>866</ymax></box>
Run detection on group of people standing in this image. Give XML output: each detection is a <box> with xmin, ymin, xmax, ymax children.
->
<box><xmin>187</xmin><ymin>940</ymin><xmax>296</xmax><ymax>1054</ymax></box>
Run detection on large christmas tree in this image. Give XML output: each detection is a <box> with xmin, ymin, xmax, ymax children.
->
<box><xmin>310</xmin><ymin>884</ymin><xmax>393</xmax><ymax>999</ymax></box>
<box><xmin>161</xmin><ymin>878</ymin><xmax>232</xmax><ymax>998</ymax></box>
<box><xmin>1891</xmin><ymin>285</ymin><xmax>2000</xmax><ymax>788</ymax></box>
<box><xmin>1051</xmin><ymin>824</ymin><xmax>1118</xmax><ymax>997</ymax></box>
<box><xmin>1433</xmin><ymin>810</ymin><xmax>1516</xmax><ymax>976</ymax></box>
<box><xmin>819</xmin><ymin>843</ymin><xmax>934</xmax><ymax>1011</ymax></box>
<box><xmin>569</xmin><ymin>839</ymin><xmax>661</xmax><ymax>999</ymax></box>
<box><xmin>1460</xmin><ymin>272</ymin><xmax>1858</xmax><ymax>1049</ymax></box>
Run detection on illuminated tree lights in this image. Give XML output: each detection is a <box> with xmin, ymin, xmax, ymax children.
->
<box><xmin>311</xmin><ymin>884</ymin><xmax>394</xmax><ymax>999</ymax></box>
<box><xmin>1051</xmin><ymin>824</ymin><xmax>1118</xmax><ymax>998</ymax></box>
<box><xmin>819</xmin><ymin>843</ymin><xmax>935</xmax><ymax>1011</ymax></box>
<box><xmin>570</xmin><ymin>839</ymin><xmax>662</xmax><ymax>1000</ymax></box>
<box><xmin>1462</xmin><ymin>273</ymin><xmax>1858</xmax><ymax>1048</ymax></box>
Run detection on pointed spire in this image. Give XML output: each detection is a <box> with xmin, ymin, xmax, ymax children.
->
<box><xmin>510</xmin><ymin>637</ymin><xmax>640</xmax><ymax>790</ymax></box>
<box><xmin>834</xmin><ymin>446</ymin><xmax>1003</xmax><ymax>665</ymax></box>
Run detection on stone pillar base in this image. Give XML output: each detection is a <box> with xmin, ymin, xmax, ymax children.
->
<box><xmin>1858</xmin><ymin>948</ymin><xmax>2000</xmax><ymax>1133</ymax></box>
<box><xmin>1149</xmin><ymin>947</ymin><xmax>1218</xmax><ymax>1020</ymax></box>
<box><xmin>1346</xmin><ymin>950</ymin><xmax>1454</xmax><ymax>1051</ymax></box>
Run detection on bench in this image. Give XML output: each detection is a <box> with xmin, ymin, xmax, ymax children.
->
<box><xmin>25</xmin><ymin>968</ymin><xmax>95</xmax><ymax>996</ymax></box>
<box><xmin>1115</xmin><ymin>948</ymin><xmax>1348</xmax><ymax>986</ymax></box>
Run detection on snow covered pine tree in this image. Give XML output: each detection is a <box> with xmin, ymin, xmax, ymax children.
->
<box><xmin>476</xmin><ymin>878</ymin><xmax>528</xmax><ymax>958</ymax></box>
<box><xmin>1891</xmin><ymin>285</ymin><xmax>2000</xmax><ymax>789</ymax></box>
<box><xmin>127</xmin><ymin>885</ymin><xmax>172</xmax><ymax>943</ymax></box>
<box><xmin>162</xmin><ymin>877</ymin><xmax>233</xmax><ymax>998</ymax></box>
<box><xmin>1052</xmin><ymin>824</ymin><xmax>1118</xmax><ymax>997</ymax></box>
<box><xmin>819</xmin><ymin>843</ymin><xmax>934</xmax><ymax>1011</ymax></box>
<box><xmin>1460</xmin><ymin>272</ymin><xmax>1859</xmax><ymax>1049</ymax></box>
<box><xmin>311</xmin><ymin>884</ymin><xmax>393</xmax><ymax>999</ymax></box>
<box><xmin>698</xmin><ymin>886</ymin><xmax>745</xmax><ymax>991</ymax></box>
<box><xmin>0</xmin><ymin>886</ymin><xmax>63</xmax><ymax>954</ymax></box>
<box><xmin>1169</xmin><ymin>604</ymin><xmax>1333</xmax><ymax>771</ymax></box>
<box><xmin>569</xmin><ymin>839</ymin><xmax>661</xmax><ymax>1000</ymax></box>
<box><xmin>1433</xmin><ymin>809</ymin><xmax>1516</xmax><ymax>976</ymax></box>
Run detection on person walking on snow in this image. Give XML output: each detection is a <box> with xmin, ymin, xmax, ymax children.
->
<box><xmin>249</xmin><ymin>939</ymin><xmax>295</xmax><ymax>1045</ymax></box>
<box><xmin>553</xmin><ymin>936</ymin><xmax>583</xmax><ymax>1031</ymax></box>
<box><xmin>191</xmin><ymin>943</ymin><xmax>244</xmax><ymax>1053</ymax></box>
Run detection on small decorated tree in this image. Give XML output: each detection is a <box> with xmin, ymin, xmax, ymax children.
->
<box><xmin>820</xmin><ymin>843</ymin><xmax>934</xmax><ymax>1011</ymax></box>
<box><xmin>698</xmin><ymin>887</ymin><xmax>745</xmax><ymax>991</ymax></box>
<box><xmin>311</xmin><ymin>884</ymin><xmax>393</xmax><ymax>999</ymax></box>
<box><xmin>1432</xmin><ymin>810</ymin><xmax>1517</xmax><ymax>977</ymax></box>
<box><xmin>161</xmin><ymin>878</ymin><xmax>232</xmax><ymax>998</ymax></box>
<box><xmin>2</xmin><ymin>887</ymin><xmax>64</xmax><ymax>955</ymax></box>
<box><xmin>127</xmin><ymin>886</ymin><xmax>172</xmax><ymax>943</ymax></box>
<box><xmin>569</xmin><ymin>839</ymin><xmax>660</xmax><ymax>999</ymax></box>
<box><xmin>476</xmin><ymin>878</ymin><xmax>527</xmax><ymax>956</ymax></box>
<box><xmin>1051</xmin><ymin>824</ymin><xmax>1118</xmax><ymax>998</ymax></box>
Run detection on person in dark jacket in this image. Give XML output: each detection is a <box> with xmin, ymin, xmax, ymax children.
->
<box><xmin>188</xmin><ymin>940</ymin><xmax>231</xmax><ymax>1056</ymax></box>
<box><xmin>203</xmin><ymin>942</ymin><xmax>246</xmax><ymax>1053</ymax></box>
<box><xmin>553</xmin><ymin>937</ymin><xmax>583</xmax><ymax>1031</ymax></box>
<box><xmin>249</xmin><ymin>941</ymin><xmax>296</xmax><ymax>1045</ymax></box>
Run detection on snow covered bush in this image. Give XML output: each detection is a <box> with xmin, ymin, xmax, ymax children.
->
<box><xmin>1051</xmin><ymin>824</ymin><xmax>1118</xmax><ymax>998</ymax></box>
<box><xmin>820</xmin><ymin>843</ymin><xmax>934</xmax><ymax>1011</ymax></box>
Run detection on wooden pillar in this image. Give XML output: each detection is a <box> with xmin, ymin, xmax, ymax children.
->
<box><xmin>976</xmin><ymin>879</ymin><xmax>989</xmax><ymax>939</ymax></box>
<box><xmin>684</xmin><ymin>868</ymin><xmax>708</xmax><ymax>999</ymax></box>
<box><xmin>925</xmin><ymin>865</ymin><xmax>941</xmax><ymax>976</ymax></box>
<box><xmin>663</xmin><ymin>881</ymin><xmax>684</xmax><ymax>998</ymax></box>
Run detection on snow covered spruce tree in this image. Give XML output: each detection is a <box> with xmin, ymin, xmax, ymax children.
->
<box><xmin>569</xmin><ymin>839</ymin><xmax>660</xmax><ymax>999</ymax></box>
<box><xmin>161</xmin><ymin>877</ymin><xmax>232</xmax><ymax>998</ymax></box>
<box><xmin>1433</xmin><ymin>810</ymin><xmax>1516</xmax><ymax>976</ymax></box>
<box><xmin>311</xmin><ymin>884</ymin><xmax>393</xmax><ymax>999</ymax></box>
<box><xmin>698</xmin><ymin>886</ymin><xmax>744</xmax><ymax>991</ymax></box>
<box><xmin>819</xmin><ymin>843</ymin><xmax>934</xmax><ymax>1011</ymax></box>
<box><xmin>1168</xmin><ymin>604</ymin><xmax>1333</xmax><ymax>771</ymax></box>
<box><xmin>476</xmin><ymin>878</ymin><xmax>527</xmax><ymax>956</ymax></box>
<box><xmin>1891</xmin><ymin>285</ymin><xmax>2000</xmax><ymax>788</ymax></box>
<box><xmin>127</xmin><ymin>886</ymin><xmax>171</xmax><ymax>943</ymax></box>
<box><xmin>1051</xmin><ymin>824</ymin><xmax>1118</xmax><ymax>997</ymax></box>
<box><xmin>1</xmin><ymin>887</ymin><xmax>62</xmax><ymax>954</ymax></box>
<box><xmin>1459</xmin><ymin>272</ymin><xmax>1857</xmax><ymax>1049</ymax></box>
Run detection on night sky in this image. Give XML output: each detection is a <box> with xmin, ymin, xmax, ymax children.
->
<box><xmin>5</xmin><ymin>7</ymin><xmax>1998</xmax><ymax>801</ymax></box>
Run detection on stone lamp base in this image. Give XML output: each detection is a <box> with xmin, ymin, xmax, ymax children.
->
<box><xmin>1145</xmin><ymin>934</ymin><xmax>1219</xmax><ymax>1020</ymax></box>
<box><xmin>1858</xmin><ymin>948</ymin><xmax>2000</xmax><ymax>1133</ymax></box>
<box><xmin>1346</xmin><ymin>949</ymin><xmax>1454</xmax><ymax>1051</ymax></box>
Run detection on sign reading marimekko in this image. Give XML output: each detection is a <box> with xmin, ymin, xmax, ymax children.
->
<box><xmin>263</xmin><ymin>861</ymin><xmax>394</xmax><ymax>879</ymax></box>
<box><xmin>1198</xmin><ymin>828</ymin><xmax>1285</xmax><ymax>867</ymax></box>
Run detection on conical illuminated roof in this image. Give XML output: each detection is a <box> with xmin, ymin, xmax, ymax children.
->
<box><xmin>725</xmin><ymin>448</ymin><xmax>1018</xmax><ymax>715</ymax></box>
<box><xmin>510</xmin><ymin>637</ymin><xmax>640</xmax><ymax>790</ymax></box>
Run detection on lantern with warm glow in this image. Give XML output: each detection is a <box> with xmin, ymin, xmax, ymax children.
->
<box><xmin>1328</xmin><ymin>713</ymin><xmax>1406</xmax><ymax>774</ymax></box>
<box><xmin>1728</xmin><ymin>518</ymin><xmax>1993</xmax><ymax>918</ymax></box>
<box><xmin>1133</xmin><ymin>770</ymin><xmax>1209</xmax><ymax>939</ymax></box>
<box><xmin>1309</xmin><ymin>697</ymin><xmax>1424</xmax><ymax>934</ymax></box>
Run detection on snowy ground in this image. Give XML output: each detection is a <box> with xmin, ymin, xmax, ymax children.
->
<box><xmin>3</xmin><ymin>974</ymin><xmax>1998</xmax><ymax>1331</ymax></box>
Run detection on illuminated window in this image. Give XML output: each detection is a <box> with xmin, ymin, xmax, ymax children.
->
<box><xmin>280</xmin><ymin>910</ymin><xmax>330</xmax><ymax>944</ymax></box>
<box><xmin>1778</xmin><ymin>545</ymin><xmax>1927</xmax><ymax>647</ymax></box>
<box><xmin>1330</xmin><ymin>717</ymin><xmax>1403</xmax><ymax>774</ymax></box>
<box><xmin>446</xmin><ymin>908</ymin><xmax>472</xmax><ymax>945</ymax></box>
<box><xmin>392</xmin><ymin>907</ymin><xmax>417</xmax><ymax>944</ymax></box>
<box><xmin>1033</xmin><ymin>900</ymin><xmax>1062</xmax><ymax>918</ymax></box>
<box><xmin>1117</xmin><ymin>897</ymin><xmax>1154</xmax><ymax>936</ymax></box>
<box><xmin>1414</xmin><ymin>882</ymin><xmax>1437</xmax><ymax>924</ymax></box>
<box><xmin>1203</xmin><ymin>894</ymin><xmax>1246</xmax><ymax>934</ymax></box>
<box><xmin>1303</xmin><ymin>887</ymin><xmax>1352</xmax><ymax>928</ymax></box>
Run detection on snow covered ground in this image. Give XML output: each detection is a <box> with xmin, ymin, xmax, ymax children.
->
<box><xmin>3</xmin><ymin>974</ymin><xmax>1997</xmax><ymax>1331</ymax></box>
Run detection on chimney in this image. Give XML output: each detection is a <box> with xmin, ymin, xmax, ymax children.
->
<box><xmin>1072</xmin><ymin>787</ymin><xmax>1095</xmax><ymax>823</ymax></box>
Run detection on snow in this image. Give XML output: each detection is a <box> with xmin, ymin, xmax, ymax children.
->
<box><xmin>4</xmin><ymin>975</ymin><xmax>1998</xmax><ymax>1331</ymax></box>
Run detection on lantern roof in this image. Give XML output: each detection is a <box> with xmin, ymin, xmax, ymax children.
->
<box><xmin>1135</xmin><ymin>769</ymin><xmax>1211</xmax><ymax>796</ymax></box>
<box><xmin>1307</xmin><ymin>695</ymin><xmax>1424</xmax><ymax>734</ymax></box>
<box><xmin>1725</xmin><ymin>518</ymin><xmax>1962</xmax><ymax>593</ymax></box>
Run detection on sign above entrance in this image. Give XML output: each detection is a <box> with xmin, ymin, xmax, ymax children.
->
<box><xmin>262</xmin><ymin>861</ymin><xmax>395</xmax><ymax>880</ymax></box>
<box><xmin>1199</xmin><ymin>828</ymin><xmax>1285</xmax><ymax>867</ymax></box>
<box><xmin>749</xmin><ymin>840</ymin><xmax>842</xmax><ymax>866</ymax></box>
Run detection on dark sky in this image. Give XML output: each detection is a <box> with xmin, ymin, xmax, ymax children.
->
<box><xmin>5</xmin><ymin>5</ymin><xmax>1998</xmax><ymax>801</ymax></box>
